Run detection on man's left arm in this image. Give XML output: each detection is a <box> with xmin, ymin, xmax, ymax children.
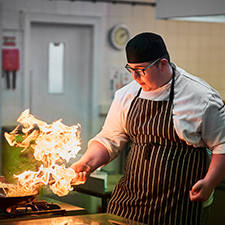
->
<box><xmin>190</xmin><ymin>93</ymin><xmax>225</xmax><ymax>201</ymax></box>
<box><xmin>190</xmin><ymin>153</ymin><xmax>225</xmax><ymax>201</ymax></box>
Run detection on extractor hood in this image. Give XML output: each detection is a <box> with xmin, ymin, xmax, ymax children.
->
<box><xmin>155</xmin><ymin>0</ymin><xmax>225</xmax><ymax>23</ymax></box>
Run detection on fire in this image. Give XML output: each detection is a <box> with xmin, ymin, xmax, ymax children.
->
<box><xmin>4</xmin><ymin>109</ymin><xmax>82</xmax><ymax>197</ymax></box>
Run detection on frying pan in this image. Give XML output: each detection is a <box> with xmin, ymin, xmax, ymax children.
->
<box><xmin>0</xmin><ymin>177</ymin><xmax>37</xmax><ymax>212</ymax></box>
<box><xmin>0</xmin><ymin>193</ymin><xmax>37</xmax><ymax>212</ymax></box>
<box><xmin>0</xmin><ymin>185</ymin><xmax>37</xmax><ymax>212</ymax></box>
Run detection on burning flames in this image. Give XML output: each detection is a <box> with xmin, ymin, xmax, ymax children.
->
<box><xmin>4</xmin><ymin>109</ymin><xmax>82</xmax><ymax>197</ymax></box>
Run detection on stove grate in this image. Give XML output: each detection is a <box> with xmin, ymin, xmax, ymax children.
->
<box><xmin>0</xmin><ymin>200</ymin><xmax>67</xmax><ymax>219</ymax></box>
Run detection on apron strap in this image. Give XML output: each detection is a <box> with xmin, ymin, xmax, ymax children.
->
<box><xmin>136</xmin><ymin>87</ymin><xmax>142</xmax><ymax>97</ymax></box>
<box><xmin>169</xmin><ymin>67</ymin><xmax>176</xmax><ymax>104</ymax></box>
<box><xmin>135</xmin><ymin>66</ymin><xmax>175</xmax><ymax>103</ymax></box>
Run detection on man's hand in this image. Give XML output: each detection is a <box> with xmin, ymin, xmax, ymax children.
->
<box><xmin>189</xmin><ymin>179</ymin><xmax>214</xmax><ymax>202</ymax></box>
<box><xmin>70</xmin><ymin>141</ymin><xmax>110</xmax><ymax>185</ymax></box>
<box><xmin>190</xmin><ymin>153</ymin><xmax>225</xmax><ymax>202</ymax></box>
<box><xmin>70</xmin><ymin>162</ymin><xmax>91</xmax><ymax>185</ymax></box>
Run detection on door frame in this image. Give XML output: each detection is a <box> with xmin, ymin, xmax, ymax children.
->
<box><xmin>23</xmin><ymin>12</ymin><xmax>102</xmax><ymax>136</ymax></box>
<box><xmin>0</xmin><ymin>2</ymin><xmax>3</xmax><ymax>174</ymax></box>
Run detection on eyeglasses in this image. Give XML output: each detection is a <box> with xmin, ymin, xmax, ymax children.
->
<box><xmin>125</xmin><ymin>58</ymin><xmax>161</xmax><ymax>76</ymax></box>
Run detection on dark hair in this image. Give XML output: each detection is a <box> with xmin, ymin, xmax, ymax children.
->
<box><xmin>163</xmin><ymin>53</ymin><xmax>170</xmax><ymax>64</ymax></box>
<box><xmin>152</xmin><ymin>53</ymin><xmax>171</xmax><ymax>67</ymax></box>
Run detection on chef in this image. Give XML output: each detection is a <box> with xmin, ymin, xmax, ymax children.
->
<box><xmin>71</xmin><ymin>32</ymin><xmax>225</xmax><ymax>225</ymax></box>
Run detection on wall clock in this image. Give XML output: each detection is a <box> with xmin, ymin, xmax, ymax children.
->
<box><xmin>109</xmin><ymin>24</ymin><xmax>131</xmax><ymax>50</ymax></box>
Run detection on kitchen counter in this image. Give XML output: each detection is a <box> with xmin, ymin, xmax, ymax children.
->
<box><xmin>0</xmin><ymin>213</ymin><xmax>147</xmax><ymax>225</ymax></box>
<box><xmin>74</xmin><ymin>174</ymin><xmax>123</xmax><ymax>212</ymax></box>
<box><xmin>35</xmin><ymin>195</ymin><xmax>88</xmax><ymax>216</ymax></box>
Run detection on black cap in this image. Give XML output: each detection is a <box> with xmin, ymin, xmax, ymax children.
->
<box><xmin>126</xmin><ymin>32</ymin><xmax>168</xmax><ymax>63</ymax></box>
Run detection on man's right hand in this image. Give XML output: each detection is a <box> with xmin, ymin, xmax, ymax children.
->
<box><xmin>70</xmin><ymin>140</ymin><xmax>110</xmax><ymax>185</ymax></box>
<box><xmin>70</xmin><ymin>161</ymin><xmax>91</xmax><ymax>185</ymax></box>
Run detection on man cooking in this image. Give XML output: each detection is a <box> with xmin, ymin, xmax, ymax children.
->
<box><xmin>71</xmin><ymin>32</ymin><xmax>225</xmax><ymax>225</ymax></box>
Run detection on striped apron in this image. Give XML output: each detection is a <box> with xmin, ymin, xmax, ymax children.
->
<box><xmin>107</xmin><ymin>71</ymin><xmax>207</xmax><ymax>225</ymax></box>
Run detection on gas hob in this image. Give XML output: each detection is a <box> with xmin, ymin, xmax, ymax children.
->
<box><xmin>0</xmin><ymin>195</ymin><xmax>87</xmax><ymax>222</ymax></box>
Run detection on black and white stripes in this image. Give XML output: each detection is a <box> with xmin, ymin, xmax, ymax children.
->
<box><xmin>107</xmin><ymin>98</ymin><xmax>207</xmax><ymax>225</ymax></box>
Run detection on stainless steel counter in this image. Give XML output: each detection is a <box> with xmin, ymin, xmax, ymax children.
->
<box><xmin>74</xmin><ymin>174</ymin><xmax>123</xmax><ymax>213</ymax></box>
<box><xmin>35</xmin><ymin>195</ymin><xmax>88</xmax><ymax>216</ymax></box>
<box><xmin>0</xmin><ymin>213</ymin><xmax>147</xmax><ymax>225</ymax></box>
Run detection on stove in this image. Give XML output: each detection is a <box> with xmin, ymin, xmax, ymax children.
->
<box><xmin>0</xmin><ymin>195</ymin><xmax>88</xmax><ymax>222</ymax></box>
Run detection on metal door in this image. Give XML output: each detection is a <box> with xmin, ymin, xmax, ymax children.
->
<box><xmin>30</xmin><ymin>22</ymin><xmax>93</xmax><ymax>153</ymax></box>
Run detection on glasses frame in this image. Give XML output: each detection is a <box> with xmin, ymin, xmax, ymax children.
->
<box><xmin>125</xmin><ymin>58</ymin><xmax>161</xmax><ymax>76</ymax></box>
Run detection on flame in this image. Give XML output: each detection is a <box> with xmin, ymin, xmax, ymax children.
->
<box><xmin>50</xmin><ymin>218</ymin><xmax>73</xmax><ymax>225</ymax></box>
<box><xmin>50</xmin><ymin>218</ymin><xmax>101</xmax><ymax>225</ymax></box>
<box><xmin>4</xmin><ymin>109</ymin><xmax>81</xmax><ymax>197</ymax></box>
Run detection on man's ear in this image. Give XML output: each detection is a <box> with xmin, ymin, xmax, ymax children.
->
<box><xmin>159</xmin><ymin>58</ymin><xmax>168</xmax><ymax>72</ymax></box>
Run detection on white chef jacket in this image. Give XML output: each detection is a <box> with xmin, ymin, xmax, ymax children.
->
<box><xmin>89</xmin><ymin>63</ymin><xmax>225</xmax><ymax>162</ymax></box>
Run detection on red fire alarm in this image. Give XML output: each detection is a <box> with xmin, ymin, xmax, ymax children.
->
<box><xmin>2</xmin><ymin>48</ymin><xmax>20</xmax><ymax>71</ymax></box>
<box><xmin>2</xmin><ymin>48</ymin><xmax>20</xmax><ymax>89</ymax></box>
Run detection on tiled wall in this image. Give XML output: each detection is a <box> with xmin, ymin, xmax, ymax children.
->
<box><xmin>1</xmin><ymin>0</ymin><xmax>225</xmax><ymax>211</ymax></box>
<box><xmin>1</xmin><ymin>0</ymin><xmax>225</xmax><ymax>126</ymax></box>
<box><xmin>105</xmin><ymin>3</ymin><xmax>225</xmax><ymax>100</ymax></box>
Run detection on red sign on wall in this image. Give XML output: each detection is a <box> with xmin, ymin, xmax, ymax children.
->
<box><xmin>3</xmin><ymin>36</ymin><xmax>16</xmax><ymax>46</ymax></box>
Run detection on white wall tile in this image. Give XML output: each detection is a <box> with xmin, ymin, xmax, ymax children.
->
<box><xmin>1</xmin><ymin>0</ymin><xmax>225</xmax><ymax>127</ymax></box>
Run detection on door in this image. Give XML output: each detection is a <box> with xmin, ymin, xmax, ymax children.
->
<box><xmin>30</xmin><ymin>22</ymin><xmax>93</xmax><ymax>153</ymax></box>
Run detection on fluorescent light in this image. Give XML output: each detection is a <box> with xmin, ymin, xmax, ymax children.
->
<box><xmin>171</xmin><ymin>15</ymin><xmax>225</xmax><ymax>23</ymax></box>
